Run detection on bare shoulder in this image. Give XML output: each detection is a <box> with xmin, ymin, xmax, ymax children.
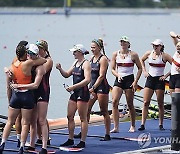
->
<box><xmin>82</xmin><ymin>60</ymin><xmax>91</xmax><ymax>70</ymax></box>
<box><xmin>142</xmin><ymin>50</ymin><xmax>151</xmax><ymax>57</ymax></box>
<box><xmin>99</xmin><ymin>55</ymin><xmax>108</xmax><ymax>64</ymax></box>
<box><xmin>130</xmin><ymin>51</ymin><xmax>138</xmax><ymax>56</ymax></box>
<box><xmin>130</xmin><ymin>51</ymin><xmax>140</xmax><ymax>60</ymax></box>
<box><xmin>47</xmin><ymin>57</ymin><xmax>53</xmax><ymax>62</ymax></box>
<box><xmin>162</xmin><ymin>52</ymin><xmax>172</xmax><ymax>60</ymax></box>
<box><xmin>163</xmin><ymin>52</ymin><xmax>171</xmax><ymax>57</ymax></box>
<box><xmin>112</xmin><ymin>51</ymin><xmax>118</xmax><ymax>56</ymax></box>
<box><xmin>84</xmin><ymin>59</ymin><xmax>90</xmax><ymax>65</ymax></box>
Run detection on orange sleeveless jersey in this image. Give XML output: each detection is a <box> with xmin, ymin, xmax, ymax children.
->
<box><xmin>11</xmin><ymin>60</ymin><xmax>32</xmax><ymax>84</ymax></box>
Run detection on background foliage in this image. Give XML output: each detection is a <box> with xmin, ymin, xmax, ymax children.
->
<box><xmin>0</xmin><ymin>0</ymin><xmax>180</xmax><ymax>8</ymax></box>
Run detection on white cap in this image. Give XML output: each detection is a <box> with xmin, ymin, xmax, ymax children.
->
<box><xmin>151</xmin><ymin>39</ymin><xmax>163</xmax><ymax>46</ymax></box>
<box><xmin>69</xmin><ymin>44</ymin><xmax>89</xmax><ymax>55</ymax></box>
<box><xmin>120</xmin><ymin>36</ymin><xmax>130</xmax><ymax>43</ymax></box>
<box><xmin>28</xmin><ymin>44</ymin><xmax>39</xmax><ymax>55</ymax></box>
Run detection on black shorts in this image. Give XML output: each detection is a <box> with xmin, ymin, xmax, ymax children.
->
<box><xmin>9</xmin><ymin>90</ymin><xmax>35</xmax><ymax>109</ymax></box>
<box><xmin>91</xmin><ymin>80</ymin><xmax>110</xmax><ymax>94</ymax></box>
<box><xmin>145</xmin><ymin>75</ymin><xmax>165</xmax><ymax>90</ymax></box>
<box><xmin>113</xmin><ymin>74</ymin><xmax>134</xmax><ymax>90</ymax></box>
<box><xmin>34</xmin><ymin>91</ymin><xmax>50</xmax><ymax>103</ymax></box>
<box><xmin>70</xmin><ymin>87</ymin><xmax>90</xmax><ymax>102</ymax></box>
<box><xmin>169</xmin><ymin>74</ymin><xmax>180</xmax><ymax>89</ymax></box>
<box><xmin>34</xmin><ymin>87</ymin><xmax>50</xmax><ymax>103</ymax></box>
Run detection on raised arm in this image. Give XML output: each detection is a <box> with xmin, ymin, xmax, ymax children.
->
<box><xmin>170</xmin><ymin>31</ymin><xmax>179</xmax><ymax>46</ymax></box>
<box><xmin>28</xmin><ymin>57</ymin><xmax>47</xmax><ymax>67</ymax></box>
<box><xmin>56</xmin><ymin>63</ymin><xmax>73</xmax><ymax>78</ymax></box>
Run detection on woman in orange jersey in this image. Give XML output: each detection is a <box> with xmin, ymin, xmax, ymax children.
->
<box><xmin>138</xmin><ymin>39</ymin><xmax>172</xmax><ymax>131</ymax></box>
<box><xmin>111</xmin><ymin>36</ymin><xmax>142</xmax><ymax>133</ymax></box>
<box><xmin>0</xmin><ymin>44</ymin><xmax>46</xmax><ymax>154</ymax></box>
<box><xmin>17</xmin><ymin>40</ymin><xmax>53</xmax><ymax>154</ymax></box>
<box><xmin>5</xmin><ymin>41</ymin><xmax>29</xmax><ymax>148</ymax></box>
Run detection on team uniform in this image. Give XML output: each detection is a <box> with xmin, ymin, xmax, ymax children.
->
<box><xmin>169</xmin><ymin>51</ymin><xmax>180</xmax><ymax>89</ymax></box>
<box><xmin>114</xmin><ymin>50</ymin><xmax>134</xmax><ymax>89</ymax></box>
<box><xmin>90</xmin><ymin>55</ymin><xmax>109</xmax><ymax>94</ymax></box>
<box><xmin>70</xmin><ymin>60</ymin><xmax>90</xmax><ymax>102</ymax></box>
<box><xmin>34</xmin><ymin>68</ymin><xmax>52</xmax><ymax>103</ymax></box>
<box><xmin>9</xmin><ymin>60</ymin><xmax>35</xmax><ymax>109</ymax></box>
<box><xmin>145</xmin><ymin>51</ymin><xmax>166</xmax><ymax>90</ymax></box>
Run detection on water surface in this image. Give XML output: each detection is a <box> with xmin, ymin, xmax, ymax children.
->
<box><xmin>0</xmin><ymin>8</ymin><xmax>179</xmax><ymax>118</ymax></box>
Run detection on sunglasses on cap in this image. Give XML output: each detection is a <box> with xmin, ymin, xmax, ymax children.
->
<box><xmin>27</xmin><ymin>50</ymin><xmax>38</xmax><ymax>56</ymax></box>
<box><xmin>36</xmin><ymin>41</ymin><xmax>44</xmax><ymax>48</ymax></box>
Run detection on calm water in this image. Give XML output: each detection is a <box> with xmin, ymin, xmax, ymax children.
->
<box><xmin>0</xmin><ymin>8</ymin><xmax>179</xmax><ymax>119</ymax></box>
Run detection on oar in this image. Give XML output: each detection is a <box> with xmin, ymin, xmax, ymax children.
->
<box><xmin>90</xmin><ymin>109</ymin><xmax>124</xmax><ymax>116</ymax></box>
<box><xmin>0</xmin><ymin>122</ymin><xmax>6</xmax><ymax>128</ymax></box>
<box><xmin>134</xmin><ymin>97</ymin><xmax>171</xmax><ymax>116</ymax></box>
<box><xmin>134</xmin><ymin>94</ymin><xmax>170</xmax><ymax>105</ymax></box>
<box><xmin>3</xmin><ymin>149</ymin><xmax>19</xmax><ymax>152</ymax></box>
<box><xmin>133</xmin><ymin>102</ymin><xmax>171</xmax><ymax>120</ymax></box>
<box><xmin>0</xmin><ymin>114</ymin><xmax>8</xmax><ymax>120</ymax></box>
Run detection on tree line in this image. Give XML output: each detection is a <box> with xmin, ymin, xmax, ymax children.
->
<box><xmin>0</xmin><ymin>0</ymin><xmax>180</xmax><ymax>8</ymax></box>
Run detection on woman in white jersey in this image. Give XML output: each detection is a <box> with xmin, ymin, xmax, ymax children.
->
<box><xmin>169</xmin><ymin>31</ymin><xmax>180</xmax><ymax>93</ymax></box>
<box><xmin>138</xmin><ymin>39</ymin><xmax>172</xmax><ymax>131</ymax></box>
<box><xmin>111</xmin><ymin>36</ymin><xmax>142</xmax><ymax>133</ymax></box>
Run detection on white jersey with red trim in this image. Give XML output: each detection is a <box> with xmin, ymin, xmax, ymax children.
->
<box><xmin>171</xmin><ymin>51</ymin><xmax>180</xmax><ymax>75</ymax></box>
<box><xmin>148</xmin><ymin>51</ymin><xmax>166</xmax><ymax>77</ymax></box>
<box><xmin>116</xmin><ymin>50</ymin><xmax>134</xmax><ymax>77</ymax></box>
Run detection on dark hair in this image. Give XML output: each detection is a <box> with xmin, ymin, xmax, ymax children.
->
<box><xmin>160</xmin><ymin>45</ymin><xmax>164</xmax><ymax>52</ymax></box>
<box><xmin>16</xmin><ymin>45</ymin><xmax>27</xmax><ymax>60</ymax></box>
<box><xmin>17</xmin><ymin>40</ymin><xmax>28</xmax><ymax>47</ymax></box>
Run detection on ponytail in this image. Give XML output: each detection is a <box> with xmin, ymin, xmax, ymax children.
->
<box><xmin>160</xmin><ymin>45</ymin><xmax>164</xmax><ymax>52</ymax></box>
<box><xmin>16</xmin><ymin>45</ymin><xmax>27</xmax><ymax>61</ymax></box>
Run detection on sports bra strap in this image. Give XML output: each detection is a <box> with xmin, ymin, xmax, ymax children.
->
<box><xmin>74</xmin><ymin>59</ymin><xmax>87</xmax><ymax>68</ymax></box>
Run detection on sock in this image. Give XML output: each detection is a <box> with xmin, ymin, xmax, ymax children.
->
<box><xmin>1</xmin><ymin>139</ymin><xmax>6</xmax><ymax>145</ymax></box>
<box><xmin>20</xmin><ymin>141</ymin><xmax>25</xmax><ymax>148</ymax></box>
<box><xmin>17</xmin><ymin>134</ymin><xmax>21</xmax><ymax>140</ymax></box>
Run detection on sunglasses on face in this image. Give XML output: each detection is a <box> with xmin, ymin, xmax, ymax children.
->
<box><xmin>153</xmin><ymin>45</ymin><xmax>160</xmax><ymax>47</ymax></box>
<box><xmin>73</xmin><ymin>49</ymin><xmax>82</xmax><ymax>53</ymax></box>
